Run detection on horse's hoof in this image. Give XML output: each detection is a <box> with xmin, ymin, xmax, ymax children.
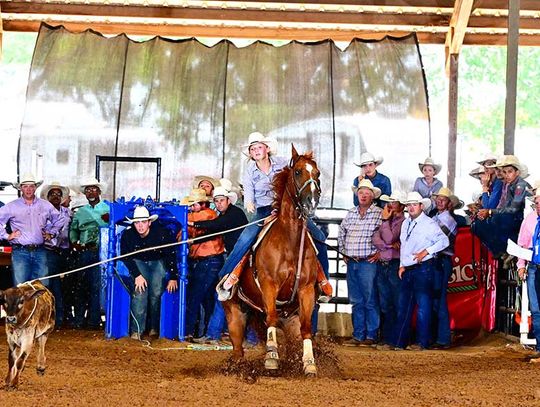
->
<box><xmin>304</xmin><ymin>364</ymin><xmax>317</xmax><ymax>377</ymax></box>
<box><xmin>37</xmin><ymin>367</ymin><xmax>46</xmax><ymax>376</ymax></box>
<box><xmin>264</xmin><ymin>357</ymin><xmax>280</xmax><ymax>370</ymax></box>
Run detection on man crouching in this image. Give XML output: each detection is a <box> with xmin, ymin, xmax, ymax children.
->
<box><xmin>0</xmin><ymin>281</ymin><xmax>55</xmax><ymax>388</ymax></box>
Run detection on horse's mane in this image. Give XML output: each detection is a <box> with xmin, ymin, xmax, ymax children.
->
<box><xmin>272</xmin><ymin>152</ymin><xmax>313</xmax><ymax>211</ymax></box>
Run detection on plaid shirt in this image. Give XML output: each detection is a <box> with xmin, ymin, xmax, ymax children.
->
<box><xmin>338</xmin><ymin>204</ymin><xmax>383</xmax><ymax>258</ymax></box>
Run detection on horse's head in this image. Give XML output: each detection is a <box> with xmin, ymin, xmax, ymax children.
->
<box><xmin>289</xmin><ymin>144</ymin><xmax>321</xmax><ymax>218</ymax></box>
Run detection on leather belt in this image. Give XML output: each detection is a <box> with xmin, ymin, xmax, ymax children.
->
<box><xmin>404</xmin><ymin>258</ymin><xmax>434</xmax><ymax>271</ymax></box>
<box><xmin>11</xmin><ymin>244</ymin><xmax>43</xmax><ymax>251</ymax></box>
<box><xmin>190</xmin><ymin>253</ymin><xmax>224</xmax><ymax>262</ymax></box>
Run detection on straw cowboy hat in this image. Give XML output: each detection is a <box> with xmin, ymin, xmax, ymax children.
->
<box><xmin>40</xmin><ymin>181</ymin><xmax>69</xmax><ymax>200</ymax></box>
<box><xmin>527</xmin><ymin>180</ymin><xmax>540</xmax><ymax>199</ymax></box>
<box><xmin>220</xmin><ymin>178</ymin><xmax>243</xmax><ymax>197</ymax></box>
<box><xmin>79</xmin><ymin>176</ymin><xmax>106</xmax><ymax>193</ymax></box>
<box><xmin>213</xmin><ymin>186</ymin><xmax>238</xmax><ymax>205</ymax></box>
<box><xmin>351</xmin><ymin>179</ymin><xmax>381</xmax><ymax>199</ymax></box>
<box><xmin>125</xmin><ymin>206</ymin><xmax>158</xmax><ymax>224</ymax></box>
<box><xmin>476</xmin><ymin>154</ymin><xmax>498</xmax><ymax>166</ymax></box>
<box><xmin>469</xmin><ymin>166</ymin><xmax>486</xmax><ymax>180</ymax></box>
<box><xmin>242</xmin><ymin>132</ymin><xmax>278</xmax><ymax>158</ymax></box>
<box><xmin>380</xmin><ymin>191</ymin><xmax>406</xmax><ymax>203</ymax></box>
<box><xmin>184</xmin><ymin>188</ymin><xmax>211</xmax><ymax>205</ymax></box>
<box><xmin>494</xmin><ymin>155</ymin><xmax>523</xmax><ymax>171</ymax></box>
<box><xmin>400</xmin><ymin>191</ymin><xmax>432</xmax><ymax>211</ymax></box>
<box><xmin>192</xmin><ymin>175</ymin><xmax>220</xmax><ymax>190</ymax></box>
<box><xmin>354</xmin><ymin>152</ymin><xmax>384</xmax><ymax>168</ymax></box>
<box><xmin>13</xmin><ymin>173</ymin><xmax>43</xmax><ymax>190</ymax></box>
<box><xmin>432</xmin><ymin>187</ymin><xmax>453</xmax><ymax>199</ymax></box>
<box><xmin>449</xmin><ymin>195</ymin><xmax>465</xmax><ymax>210</ymax></box>
<box><xmin>418</xmin><ymin>157</ymin><xmax>442</xmax><ymax>175</ymax></box>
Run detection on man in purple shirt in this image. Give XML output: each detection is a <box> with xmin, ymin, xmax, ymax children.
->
<box><xmin>0</xmin><ymin>174</ymin><xmax>66</xmax><ymax>286</ymax></box>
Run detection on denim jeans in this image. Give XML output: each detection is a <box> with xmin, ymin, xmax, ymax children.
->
<box><xmin>46</xmin><ymin>249</ymin><xmax>69</xmax><ymax>326</ymax></box>
<box><xmin>73</xmin><ymin>248</ymin><xmax>102</xmax><ymax>329</ymax></box>
<box><xmin>432</xmin><ymin>255</ymin><xmax>452</xmax><ymax>346</ymax></box>
<box><xmin>185</xmin><ymin>254</ymin><xmax>224</xmax><ymax>336</ymax></box>
<box><xmin>472</xmin><ymin>213</ymin><xmax>522</xmax><ymax>257</ymax></box>
<box><xmin>346</xmin><ymin>260</ymin><xmax>379</xmax><ymax>340</ymax></box>
<box><xmin>527</xmin><ymin>264</ymin><xmax>540</xmax><ymax>351</ymax></box>
<box><xmin>11</xmin><ymin>246</ymin><xmax>48</xmax><ymax>287</ymax></box>
<box><xmin>395</xmin><ymin>260</ymin><xmax>434</xmax><ymax>349</ymax></box>
<box><xmin>376</xmin><ymin>259</ymin><xmax>401</xmax><ymax>345</ymax></box>
<box><xmin>130</xmin><ymin>259</ymin><xmax>166</xmax><ymax>335</ymax></box>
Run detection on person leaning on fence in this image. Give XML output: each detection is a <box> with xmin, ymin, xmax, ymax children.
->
<box><xmin>394</xmin><ymin>192</ymin><xmax>449</xmax><ymax>351</ymax></box>
<box><xmin>516</xmin><ymin>181</ymin><xmax>540</xmax><ymax>360</ymax></box>
<box><xmin>430</xmin><ymin>187</ymin><xmax>458</xmax><ymax>349</ymax></box>
<box><xmin>69</xmin><ymin>177</ymin><xmax>110</xmax><ymax>330</ymax></box>
<box><xmin>0</xmin><ymin>173</ymin><xmax>66</xmax><ymax>286</ymax></box>
<box><xmin>472</xmin><ymin>155</ymin><xmax>531</xmax><ymax>260</ymax></box>
<box><xmin>41</xmin><ymin>181</ymin><xmax>72</xmax><ymax>327</ymax></box>
<box><xmin>120</xmin><ymin>206</ymin><xmax>178</xmax><ymax>340</ymax></box>
<box><xmin>413</xmin><ymin>157</ymin><xmax>443</xmax><ymax>200</ymax></box>
<box><xmin>372</xmin><ymin>191</ymin><xmax>406</xmax><ymax>348</ymax></box>
<box><xmin>351</xmin><ymin>152</ymin><xmax>391</xmax><ymax>208</ymax></box>
<box><xmin>339</xmin><ymin>179</ymin><xmax>383</xmax><ymax>347</ymax></box>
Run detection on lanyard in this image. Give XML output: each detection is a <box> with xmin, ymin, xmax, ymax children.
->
<box><xmin>405</xmin><ymin>220</ymin><xmax>417</xmax><ymax>242</ymax></box>
<box><xmin>532</xmin><ymin>217</ymin><xmax>540</xmax><ymax>263</ymax></box>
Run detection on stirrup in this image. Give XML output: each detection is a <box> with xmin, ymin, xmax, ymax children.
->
<box><xmin>216</xmin><ymin>274</ymin><xmax>235</xmax><ymax>302</ymax></box>
<box><xmin>223</xmin><ymin>273</ymin><xmax>239</xmax><ymax>290</ymax></box>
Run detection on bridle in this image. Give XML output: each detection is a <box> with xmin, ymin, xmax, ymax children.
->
<box><xmin>287</xmin><ymin>156</ymin><xmax>321</xmax><ymax>219</ymax></box>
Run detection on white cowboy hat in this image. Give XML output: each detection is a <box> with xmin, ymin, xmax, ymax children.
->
<box><xmin>400</xmin><ymin>191</ymin><xmax>432</xmax><ymax>211</ymax></box>
<box><xmin>351</xmin><ymin>179</ymin><xmax>381</xmax><ymax>199</ymax></box>
<box><xmin>527</xmin><ymin>180</ymin><xmax>540</xmax><ymax>200</ymax></box>
<box><xmin>40</xmin><ymin>181</ymin><xmax>69</xmax><ymax>200</ymax></box>
<box><xmin>354</xmin><ymin>152</ymin><xmax>384</xmax><ymax>168</ymax></box>
<box><xmin>476</xmin><ymin>154</ymin><xmax>498</xmax><ymax>166</ymax></box>
<box><xmin>418</xmin><ymin>157</ymin><xmax>442</xmax><ymax>176</ymax></box>
<box><xmin>432</xmin><ymin>187</ymin><xmax>453</xmax><ymax>199</ymax></box>
<box><xmin>79</xmin><ymin>177</ymin><xmax>106</xmax><ymax>193</ymax></box>
<box><xmin>380</xmin><ymin>191</ymin><xmax>406</xmax><ymax>203</ymax></box>
<box><xmin>13</xmin><ymin>173</ymin><xmax>43</xmax><ymax>190</ymax></box>
<box><xmin>469</xmin><ymin>166</ymin><xmax>486</xmax><ymax>180</ymax></box>
<box><xmin>183</xmin><ymin>188</ymin><xmax>212</xmax><ymax>205</ymax></box>
<box><xmin>493</xmin><ymin>155</ymin><xmax>523</xmax><ymax>172</ymax></box>
<box><xmin>241</xmin><ymin>132</ymin><xmax>278</xmax><ymax>158</ymax></box>
<box><xmin>192</xmin><ymin>175</ymin><xmax>220</xmax><ymax>191</ymax></box>
<box><xmin>125</xmin><ymin>206</ymin><xmax>158</xmax><ymax>224</ymax></box>
<box><xmin>219</xmin><ymin>178</ymin><xmax>243</xmax><ymax>197</ymax></box>
<box><xmin>213</xmin><ymin>186</ymin><xmax>238</xmax><ymax>205</ymax></box>
<box><xmin>70</xmin><ymin>195</ymin><xmax>88</xmax><ymax>211</ymax></box>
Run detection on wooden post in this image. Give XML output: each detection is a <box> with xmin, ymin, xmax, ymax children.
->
<box><xmin>447</xmin><ymin>53</ymin><xmax>459</xmax><ymax>192</ymax></box>
<box><xmin>0</xmin><ymin>2</ymin><xmax>3</xmax><ymax>60</ymax></box>
<box><xmin>504</xmin><ymin>0</ymin><xmax>520</xmax><ymax>154</ymax></box>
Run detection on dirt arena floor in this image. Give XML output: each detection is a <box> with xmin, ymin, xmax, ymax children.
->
<box><xmin>0</xmin><ymin>328</ymin><xmax>539</xmax><ymax>406</ymax></box>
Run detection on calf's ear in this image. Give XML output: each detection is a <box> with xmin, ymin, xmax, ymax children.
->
<box><xmin>24</xmin><ymin>289</ymin><xmax>46</xmax><ymax>302</ymax></box>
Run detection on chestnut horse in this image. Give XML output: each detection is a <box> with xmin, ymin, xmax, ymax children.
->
<box><xmin>223</xmin><ymin>145</ymin><xmax>321</xmax><ymax>376</ymax></box>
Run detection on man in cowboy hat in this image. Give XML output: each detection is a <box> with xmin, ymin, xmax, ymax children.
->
<box><xmin>413</xmin><ymin>157</ymin><xmax>443</xmax><ymax>199</ymax></box>
<box><xmin>184</xmin><ymin>188</ymin><xmax>225</xmax><ymax>340</ymax></box>
<box><xmin>0</xmin><ymin>173</ymin><xmax>66</xmax><ymax>286</ymax></box>
<box><xmin>69</xmin><ymin>176</ymin><xmax>110</xmax><ymax>329</ymax></box>
<box><xmin>41</xmin><ymin>181</ymin><xmax>72</xmax><ymax>326</ymax></box>
<box><xmin>352</xmin><ymin>152</ymin><xmax>391</xmax><ymax>207</ymax></box>
<box><xmin>472</xmin><ymin>155</ymin><xmax>531</xmax><ymax>259</ymax></box>
<box><xmin>480</xmin><ymin>155</ymin><xmax>503</xmax><ymax>210</ymax></box>
<box><xmin>372</xmin><ymin>191</ymin><xmax>406</xmax><ymax>347</ymax></box>
<box><xmin>394</xmin><ymin>191</ymin><xmax>449</xmax><ymax>350</ymax></box>
<box><xmin>192</xmin><ymin>175</ymin><xmax>220</xmax><ymax>199</ymax></box>
<box><xmin>120</xmin><ymin>206</ymin><xmax>178</xmax><ymax>340</ymax></box>
<box><xmin>430</xmin><ymin>187</ymin><xmax>458</xmax><ymax>349</ymax></box>
<box><xmin>339</xmin><ymin>179</ymin><xmax>383</xmax><ymax>346</ymax></box>
<box><xmin>516</xmin><ymin>181</ymin><xmax>540</xmax><ymax>360</ymax></box>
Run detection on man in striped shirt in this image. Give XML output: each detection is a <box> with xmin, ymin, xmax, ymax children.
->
<box><xmin>339</xmin><ymin>179</ymin><xmax>383</xmax><ymax>346</ymax></box>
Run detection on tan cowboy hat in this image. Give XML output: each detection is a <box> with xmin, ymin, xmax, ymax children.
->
<box><xmin>241</xmin><ymin>132</ymin><xmax>278</xmax><ymax>158</ymax></box>
<box><xmin>527</xmin><ymin>180</ymin><xmax>540</xmax><ymax>199</ymax></box>
<box><xmin>354</xmin><ymin>152</ymin><xmax>384</xmax><ymax>168</ymax></box>
<box><xmin>449</xmin><ymin>195</ymin><xmax>464</xmax><ymax>210</ymax></box>
<box><xmin>79</xmin><ymin>176</ymin><xmax>106</xmax><ymax>193</ymax></box>
<box><xmin>125</xmin><ymin>206</ymin><xmax>158</xmax><ymax>224</ymax></box>
<box><xmin>351</xmin><ymin>179</ymin><xmax>381</xmax><ymax>199</ymax></box>
<box><xmin>400</xmin><ymin>191</ymin><xmax>432</xmax><ymax>211</ymax></box>
<box><xmin>192</xmin><ymin>175</ymin><xmax>220</xmax><ymax>191</ymax></box>
<box><xmin>380</xmin><ymin>191</ymin><xmax>406</xmax><ymax>203</ymax></box>
<box><xmin>40</xmin><ymin>181</ymin><xmax>69</xmax><ymax>200</ymax></box>
<box><xmin>13</xmin><ymin>173</ymin><xmax>43</xmax><ymax>190</ymax></box>
<box><xmin>493</xmin><ymin>155</ymin><xmax>523</xmax><ymax>172</ymax></box>
<box><xmin>213</xmin><ymin>186</ymin><xmax>238</xmax><ymax>205</ymax></box>
<box><xmin>432</xmin><ymin>187</ymin><xmax>453</xmax><ymax>199</ymax></box>
<box><xmin>418</xmin><ymin>157</ymin><xmax>442</xmax><ymax>175</ymax></box>
<box><xmin>220</xmin><ymin>178</ymin><xmax>243</xmax><ymax>197</ymax></box>
<box><xmin>469</xmin><ymin>166</ymin><xmax>486</xmax><ymax>180</ymax></box>
<box><xmin>477</xmin><ymin>154</ymin><xmax>498</xmax><ymax>166</ymax></box>
<box><xmin>183</xmin><ymin>188</ymin><xmax>211</xmax><ymax>205</ymax></box>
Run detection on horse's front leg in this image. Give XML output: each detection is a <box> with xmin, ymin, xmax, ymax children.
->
<box><xmin>261</xmin><ymin>284</ymin><xmax>280</xmax><ymax>371</ymax></box>
<box><xmin>299</xmin><ymin>284</ymin><xmax>317</xmax><ymax>376</ymax></box>
<box><xmin>223</xmin><ymin>300</ymin><xmax>246</xmax><ymax>361</ymax></box>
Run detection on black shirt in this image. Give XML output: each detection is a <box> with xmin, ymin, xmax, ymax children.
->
<box><xmin>120</xmin><ymin>223</ymin><xmax>178</xmax><ymax>279</ymax></box>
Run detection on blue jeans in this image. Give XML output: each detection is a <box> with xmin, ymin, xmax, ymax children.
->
<box><xmin>46</xmin><ymin>249</ymin><xmax>69</xmax><ymax>326</ymax></box>
<box><xmin>376</xmin><ymin>259</ymin><xmax>401</xmax><ymax>345</ymax></box>
<box><xmin>11</xmin><ymin>246</ymin><xmax>48</xmax><ymax>287</ymax></box>
<box><xmin>346</xmin><ymin>260</ymin><xmax>379</xmax><ymax>340</ymax></box>
<box><xmin>73</xmin><ymin>249</ymin><xmax>102</xmax><ymax>329</ymax></box>
<box><xmin>472</xmin><ymin>213</ymin><xmax>522</xmax><ymax>257</ymax></box>
<box><xmin>130</xmin><ymin>259</ymin><xmax>166</xmax><ymax>334</ymax></box>
<box><xmin>395</xmin><ymin>260</ymin><xmax>434</xmax><ymax>349</ymax></box>
<box><xmin>527</xmin><ymin>264</ymin><xmax>540</xmax><ymax>351</ymax></box>
<box><xmin>432</xmin><ymin>255</ymin><xmax>452</xmax><ymax>346</ymax></box>
<box><xmin>185</xmin><ymin>254</ymin><xmax>224</xmax><ymax>336</ymax></box>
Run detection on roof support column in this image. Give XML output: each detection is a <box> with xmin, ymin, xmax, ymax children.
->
<box><xmin>447</xmin><ymin>53</ymin><xmax>458</xmax><ymax>192</ymax></box>
<box><xmin>504</xmin><ymin>0</ymin><xmax>520</xmax><ymax>154</ymax></box>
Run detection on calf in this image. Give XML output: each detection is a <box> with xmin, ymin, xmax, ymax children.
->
<box><xmin>0</xmin><ymin>280</ymin><xmax>55</xmax><ymax>389</ymax></box>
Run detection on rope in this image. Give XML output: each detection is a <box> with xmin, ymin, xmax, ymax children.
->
<box><xmin>21</xmin><ymin>215</ymin><xmax>272</xmax><ymax>286</ymax></box>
